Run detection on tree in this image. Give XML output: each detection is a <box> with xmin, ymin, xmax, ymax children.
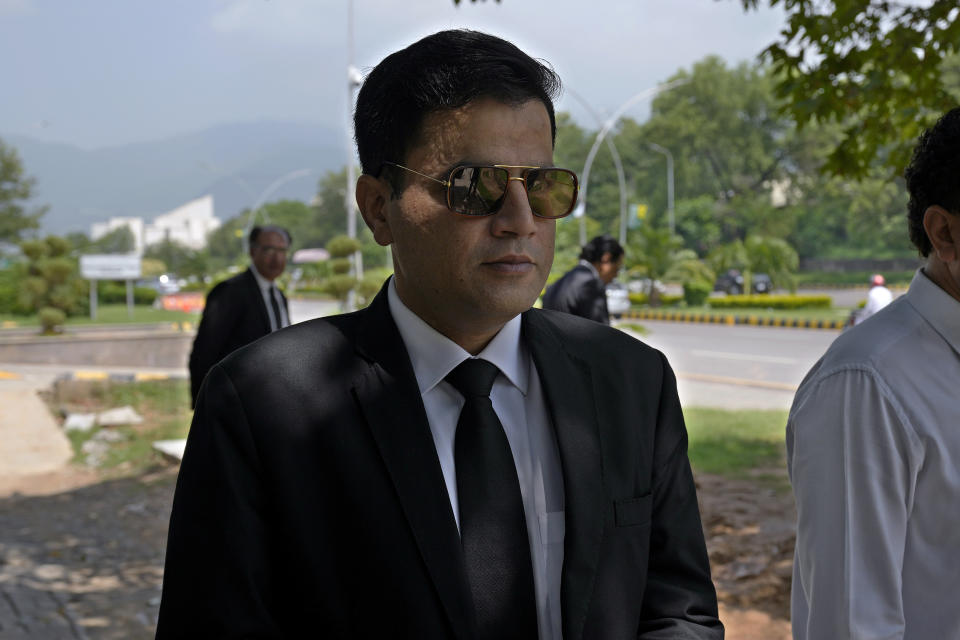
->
<box><xmin>144</xmin><ymin>240</ymin><xmax>208</xmax><ymax>278</ymax></box>
<box><xmin>88</xmin><ymin>226</ymin><xmax>136</xmax><ymax>254</ymax></box>
<box><xmin>0</xmin><ymin>139</ymin><xmax>47</xmax><ymax>243</ymax></box>
<box><xmin>625</xmin><ymin>224</ymin><xmax>683</xmax><ymax>307</ymax></box>
<box><xmin>739</xmin><ymin>0</ymin><xmax>960</xmax><ymax>177</ymax></box>
<box><xmin>18</xmin><ymin>236</ymin><xmax>86</xmax><ymax>333</ymax></box>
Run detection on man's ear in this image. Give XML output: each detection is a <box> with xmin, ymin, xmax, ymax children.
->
<box><xmin>356</xmin><ymin>174</ymin><xmax>394</xmax><ymax>247</ymax></box>
<box><xmin>923</xmin><ymin>205</ymin><xmax>959</xmax><ymax>263</ymax></box>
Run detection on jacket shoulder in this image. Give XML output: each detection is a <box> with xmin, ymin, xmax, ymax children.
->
<box><xmin>527</xmin><ymin>307</ymin><xmax>663</xmax><ymax>366</ymax></box>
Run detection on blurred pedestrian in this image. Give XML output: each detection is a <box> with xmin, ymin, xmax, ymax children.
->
<box><xmin>542</xmin><ymin>234</ymin><xmax>624</xmax><ymax>324</ymax></box>
<box><xmin>787</xmin><ymin>107</ymin><xmax>960</xmax><ymax>640</ymax></box>
<box><xmin>187</xmin><ymin>224</ymin><xmax>290</xmax><ymax>407</ymax></box>
<box><xmin>853</xmin><ymin>272</ymin><xmax>893</xmax><ymax>324</ymax></box>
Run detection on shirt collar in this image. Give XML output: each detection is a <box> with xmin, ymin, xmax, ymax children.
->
<box><xmin>387</xmin><ymin>277</ymin><xmax>529</xmax><ymax>395</ymax></box>
<box><xmin>249</xmin><ymin>265</ymin><xmax>274</xmax><ymax>292</ymax></box>
<box><xmin>907</xmin><ymin>268</ymin><xmax>960</xmax><ymax>356</ymax></box>
<box><xmin>578</xmin><ymin>259</ymin><xmax>600</xmax><ymax>279</ymax></box>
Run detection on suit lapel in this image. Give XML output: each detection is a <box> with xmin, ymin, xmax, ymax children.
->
<box><xmin>523</xmin><ymin>310</ymin><xmax>605</xmax><ymax>640</ymax></box>
<box><xmin>242</xmin><ymin>268</ymin><xmax>271</xmax><ymax>333</ymax></box>
<box><xmin>353</xmin><ymin>288</ymin><xmax>475</xmax><ymax>640</ymax></box>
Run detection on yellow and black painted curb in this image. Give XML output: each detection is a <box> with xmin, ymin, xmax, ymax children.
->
<box><xmin>618</xmin><ymin>309</ymin><xmax>845</xmax><ymax>330</ymax></box>
<box><xmin>57</xmin><ymin>371</ymin><xmax>187</xmax><ymax>382</ymax></box>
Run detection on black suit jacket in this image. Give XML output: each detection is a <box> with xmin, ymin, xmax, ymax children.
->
<box><xmin>542</xmin><ymin>263</ymin><xmax>610</xmax><ymax>324</ymax></box>
<box><xmin>159</xmin><ymin>285</ymin><xmax>722</xmax><ymax>639</ymax></box>
<box><xmin>188</xmin><ymin>268</ymin><xmax>288</xmax><ymax>407</ymax></box>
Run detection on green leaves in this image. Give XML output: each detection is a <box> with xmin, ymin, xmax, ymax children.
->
<box><xmin>740</xmin><ymin>0</ymin><xmax>960</xmax><ymax>177</ymax></box>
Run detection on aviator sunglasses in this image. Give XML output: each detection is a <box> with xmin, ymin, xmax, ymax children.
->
<box><xmin>381</xmin><ymin>162</ymin><xmax>580</xmax><ymax>219</ymax></box>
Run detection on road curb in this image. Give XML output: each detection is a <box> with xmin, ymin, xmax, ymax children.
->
<box><xmin>56</xmin><ymin>370</ymin><xmax>188</xmax><ymax>382</ymax></box>
<box><xmin>620</xmin><ymin>309</ymin><xmax>845</xmax><ymax>330</ymax></box>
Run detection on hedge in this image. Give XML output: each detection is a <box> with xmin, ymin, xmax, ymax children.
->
<box><xmin>628</xmin><ymin>292</ymin><xmax>684</xmax><ymax>307</ymax></box>
<box><xmin>708</xmin><ymin>294</ymin><xmax>832</xmax><ymax>310</ymax></box>
<box><xmin>99</xmin><ymin>282</ymin><xmax>158</xmax><ymax>305</ymax></box>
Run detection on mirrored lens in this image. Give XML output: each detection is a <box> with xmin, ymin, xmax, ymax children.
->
<box><xmin>448</xmin><ymin>166</ymin><xmax>508</xmax><ymax>215</ymax></box>
<box><xmin>526</xmin><ymin>169</ymin><xmax>578</xmax><ymax>219</ymax></box>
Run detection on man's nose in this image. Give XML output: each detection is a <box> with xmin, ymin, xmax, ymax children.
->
<box><xmin>491</xmin><ymin>178</ymin><xmax>537</xmax><ymax>237</ymax></box>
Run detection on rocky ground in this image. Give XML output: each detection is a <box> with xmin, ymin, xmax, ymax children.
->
<box><xmin>0</xmin><ymin>464</ymin><xmax>795</xmax><ymax>639</ymax></box>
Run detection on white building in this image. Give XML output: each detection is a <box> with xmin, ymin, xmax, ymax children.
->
<box><xmin>90</xmin><ymin>195</ymin><xmax>220</xmax><ymax>253</ymax></box>
<box><xmin>143</xmin><ymin>195</ymin><xmax>220</xmax><ymax>250</ymax></box>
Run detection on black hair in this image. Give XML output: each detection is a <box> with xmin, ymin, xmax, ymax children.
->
<box><xmin>249</xmin><ymin>225</ymin><xmax>292</xmax><ymax>247</ymax></box>
<box><xmin>580</xmin><ymin>235</ymin><xmax>624</xmax><ymax>263</ymax></box>
<box><xmin>354</xmin><ymin>29</ymin><xmax>561</xmax><ymax>194</ymax></box>
<box><xmin>905</xmin><ymin>107</ymin><xmax>960</xmax><ymax>257</ymax></box>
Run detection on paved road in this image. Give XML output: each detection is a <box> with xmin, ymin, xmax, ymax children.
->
<box><xmin>621</xmin><ymin>320</ymin><xmax>841</xmax><ymax>410</ymax></box>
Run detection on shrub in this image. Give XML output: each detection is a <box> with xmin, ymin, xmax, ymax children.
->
<box><xmin>628</xmin><ymin>292</ymin><xmax>684</xmax><ymax>307</ymax></box>
<box><xmin>38</xmin><ymin>307</ymin><xmax>66</xmax><ymax>334</ymax></box>
<box><xmin>708</xmin><ymin>294</ymin><xmax>832</xmax><ymax>310</ymax></box>
<box><xmin>99</xmin><ymin>282</ymin><xmax>158</xmax><ymax>305</ymax></box>
<box><xmin>683</xmin><ymin>281</ymin><xmax>713</xmax><ymax>307</ymax></box>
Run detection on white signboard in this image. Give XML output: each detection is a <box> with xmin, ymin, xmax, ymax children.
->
<box><xmin>80</xmin><ymin>254</ymin><xmax>141</xmax><ymax>280</ymax></box>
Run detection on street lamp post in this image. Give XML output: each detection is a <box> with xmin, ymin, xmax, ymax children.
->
<box><xmin>647</xmin><ymin>142</ymin><xmax>675</xmax><ymax>236</ymax></box>
<box><xmin>344</xmin><ymin>0</ymin><xmax>364</xmax><ymax>310</ymax></box>
<box><xmin>574</xmin><ymin>78</ymin><xmax>688</xmax><ymax>245</ymax></box>
<box><xmin>566</xmin><ymin>89</ymin><xmax>629</xmax><ymax>246</ymax></box>
<box><xmin>242</xmin><ymin>169</ymin><xmax>315</xmax><ymax>252</ymax></box>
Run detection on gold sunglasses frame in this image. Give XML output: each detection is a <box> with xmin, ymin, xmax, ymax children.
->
<box><xmin>381</xmin><ymin>161</ymin><xmax>580</xmax><ymax>219</ymax></box>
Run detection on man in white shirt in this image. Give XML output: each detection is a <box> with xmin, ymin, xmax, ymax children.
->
<box><xmin>854</xmin><ymin>273</ymin><xmax>894</xmax><ymax>324</ymax></box>
<box><xmin>160</xmin><ymin>30</ymin><xmax>721</xmax><ymax>639</ymax></box>
<box><xmin>788</xmin><ymin>107</ymin><xmax>960</xmax><ymax>639</ymax></box>
<box><xmin>188</xmin><ymin>224</ymin><xmax>290</xmax><ymax>406</ymax></box>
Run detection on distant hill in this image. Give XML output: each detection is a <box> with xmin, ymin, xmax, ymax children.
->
<box><xmin>4</xmin><ymin>121</ymin><xmax>347</xmax><ymax>234</ymax></box>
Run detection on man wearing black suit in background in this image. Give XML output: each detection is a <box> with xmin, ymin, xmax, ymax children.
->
<box><xmin>187</xmin><ymin>224</ymin><xmax>290</xmax><ymax>407</ymax></box>
<box><xmin>543</xmin><ymin>234</ymin><xmax>624</xmax><ymax>324</ymax></box>
<box><xmin>159</xmin><ymin>30</ymin><xmax>722</xmax><ymax>639</ymax></box>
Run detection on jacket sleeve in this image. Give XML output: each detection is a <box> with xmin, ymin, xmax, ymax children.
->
<box><xmin>157</xmin><ymin>364</ymin><xmax>284</xmax><ymax>638</ymax></box>
<box><xmin>188</xmin><ymin>285</ymin><xmax>240</xmax><ymax>407</ymax></box>
<box><xmin>583</xmin><ymin>278</ymin><xmax>610</xmax><ymax>325</ymax></box>
<box><xmin>637</xmin><ymin>352</ymin><xmax>724</xmax><ymax>638</ymax></box>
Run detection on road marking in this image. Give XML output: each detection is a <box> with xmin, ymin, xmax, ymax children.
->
<box><xmin>691</xmin><ymin>349</ymin><xmax>798</xmax><ymax>365</ymax></box>
<box><xmin>73</xmin><ymin>371</ymin><xmax>109</xmax><ymax>380</ymax></box>
<box><xmin>677</xmin><ymin>372</ymin><xmax>797</xmax><ymax>391</ymax></box>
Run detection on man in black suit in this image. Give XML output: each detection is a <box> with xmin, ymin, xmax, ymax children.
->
<box><xmin>158</xmin><ymin>30</ymin><xmax>722</xmax><ymax>639</ymax></box>
<box><xmin>187</xmin><ymin>225</ymin><xmax>291</xmax><ymax>406</ymax></box>
<box><xmin>543</xmin><ymin>234</ymin><xmax>624</xmax><ymax>324</ymax></box>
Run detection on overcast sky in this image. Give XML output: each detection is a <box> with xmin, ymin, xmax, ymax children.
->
<box><xmin>1</xmin><ymin>0</ymin><xmax>785</xmax><ymax>153</ymax></box>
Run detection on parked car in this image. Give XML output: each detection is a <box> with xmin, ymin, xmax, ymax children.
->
<box><xmin>605</xmin><ymin>281</ymin><xmax>631</xmax><ymax>318</ymax></box>
<box><xmin>713</xmin><ymin>269</ymin><xmax>772</xmax><ymax>295</ymax></box>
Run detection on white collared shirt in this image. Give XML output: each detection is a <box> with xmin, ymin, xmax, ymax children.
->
<box><xmin>250</xmin><ymin>265</ymin><xmax>288</xmax><ymax>331</ymax></box>
<box><xmin>788</xmin><ymin>269</ymin><xmax>960</xmax><ymax>640</ymax></box>
<box><xmin>387</xmin><ymin>278</ymin><xmax>565</xmax><ymax>640</ymax></box>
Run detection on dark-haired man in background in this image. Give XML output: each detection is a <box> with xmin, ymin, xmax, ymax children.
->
<box><xmin>788</xmin><ymin>107</ymin><xmax>960</xmax><ymax>639</ymax></box>
<box><xmin>543</xmin><ymin>234</ymin><xmax>624</xmax><ymax>324</ymax></box>
<box><xmin>187</xmin><ymin>224</ymin><xmax>291</xmax><ymax>407</ymax></box>
<box><xmin>159</xmin><ymin>30</ymin><xmax>721</xmax><ymax>639</ymax></box>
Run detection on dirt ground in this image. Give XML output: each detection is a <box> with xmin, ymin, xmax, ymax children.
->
<box><xmin>0</xmin><ymin>464</ymin><xmax>796</xmax><ymax>639</ymax></box>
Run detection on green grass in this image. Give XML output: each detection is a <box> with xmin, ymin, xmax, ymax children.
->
<box><xmin>684</xmin><ymin>408</ymin><xmax>789</xmax><ymax>476</ymax></box>
<box><xmin>1</xmin><ymin>304</ymin><xmax>200</xmax><ymax>328</ymax></box>
<box><xmin>52</xmin><ymin>378</ymin><xmax>192</xmax><ymax>474</ymax></box>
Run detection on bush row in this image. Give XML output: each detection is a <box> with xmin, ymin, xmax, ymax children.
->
<box><xmin>708</xmin><ymin>294</ymin><xmax>832</xmax><ymax>310</ymax></box>
<box><xmin>628</xmin><ymin>292</ymin><xmax>684</xmax><ymax>307</ymax></box>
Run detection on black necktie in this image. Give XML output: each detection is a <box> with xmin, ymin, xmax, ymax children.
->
<box><xmin>446</xmin><ymin>359</ymin><xmax>538</xmax><ymax>640</ymax></box>
<box><xmin>269</xmin><ymin>285</ymin><xmax>283</xmax><ymax>331</ymax></box>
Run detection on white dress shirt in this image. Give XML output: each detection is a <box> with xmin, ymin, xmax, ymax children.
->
<box><xmin>788</xmin><ymin>269</ymin><xmax>960</xmax><ymax>640</ymax></box>
<box><xmin>250</xmin><ymin>265</ymin><xmax>288</xmax><ymax>331</ymax></box>
<box><xmin>387</xmin><ymin>278</ymin><xmax>565</xmax><ymax>640</ymax></box>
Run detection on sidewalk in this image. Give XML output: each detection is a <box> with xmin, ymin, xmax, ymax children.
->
<box><xmin>0</xmin><ymin>384</ymin><xmax>72</xmax><ymax>480</ymax></box>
